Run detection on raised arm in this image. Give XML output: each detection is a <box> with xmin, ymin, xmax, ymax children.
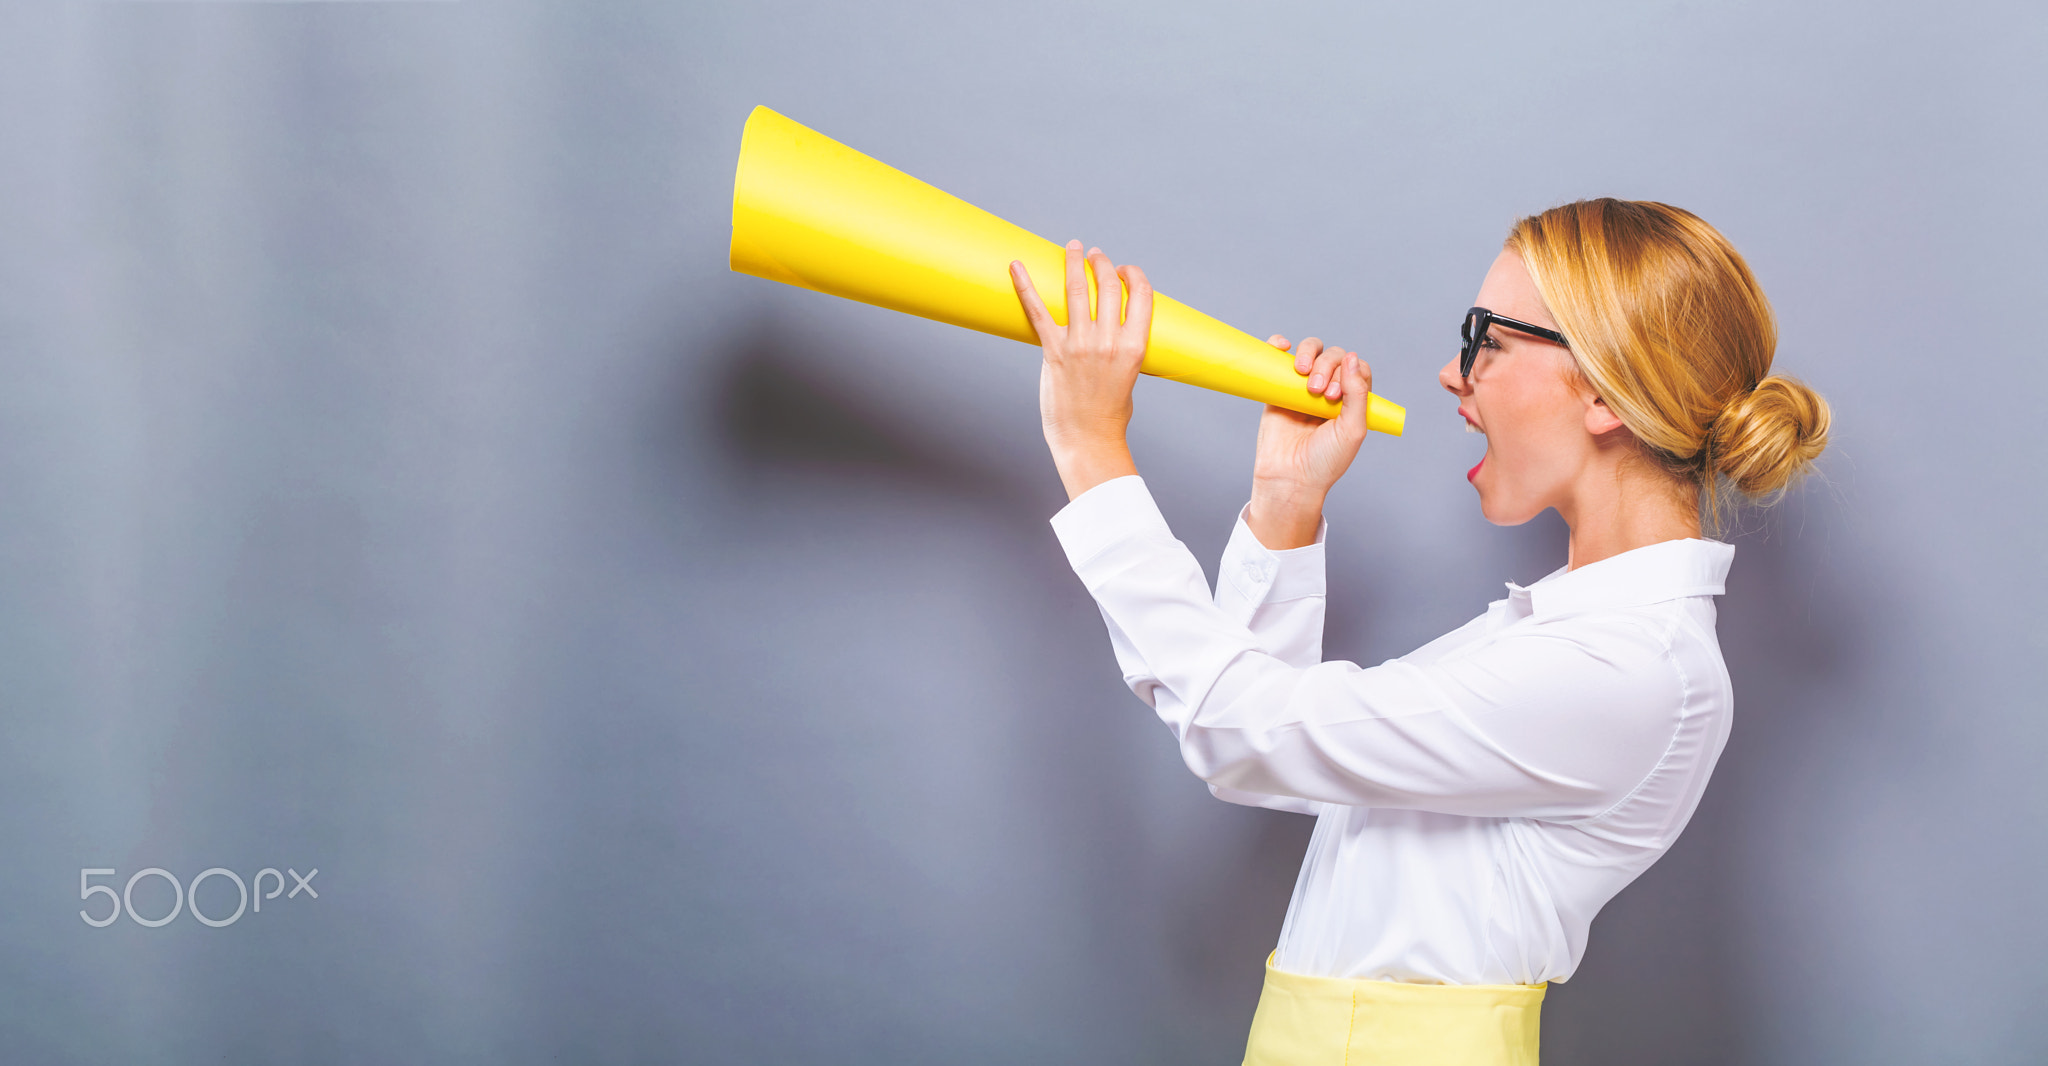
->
<box><xmin>1014</xmin><ymin>246</ymin><xmax>1379</xmax><ymax>814</ymax></box>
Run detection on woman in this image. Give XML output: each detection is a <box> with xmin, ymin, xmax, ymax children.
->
<box><xmin>1007</xmin><ymin>199</ymin><xmax>1829</xmax><ymax>1065</ymax></box>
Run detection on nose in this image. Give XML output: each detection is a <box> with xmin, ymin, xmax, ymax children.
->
<box><xmin>1438</xmin><ymin>354</ymin><xmax>1470</xmax><ymax>397</ymax></box>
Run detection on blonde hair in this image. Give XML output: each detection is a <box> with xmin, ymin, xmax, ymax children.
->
<box><xmin>1505</xmin><ymin>199</ymin><xmax>1829</xmax><ymax>527</ymax></box>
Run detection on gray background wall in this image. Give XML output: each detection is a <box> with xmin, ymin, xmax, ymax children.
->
<box><xmin>1</xmin><ymin>1</ymin><xmax>2042</xmax><ymax>1063</ymax></box>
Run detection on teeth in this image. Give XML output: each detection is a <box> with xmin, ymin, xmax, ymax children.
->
<box><xmin>1465</xmin><ymin>422</ymin><xmax>1482</xmax><ymax>434</ymax></box>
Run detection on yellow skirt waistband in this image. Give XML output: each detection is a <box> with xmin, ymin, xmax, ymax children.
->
<box><xmin>1242</xmin><ymin>953</ymin><xmax>1545</xmax><ymax>1066</ymax></box>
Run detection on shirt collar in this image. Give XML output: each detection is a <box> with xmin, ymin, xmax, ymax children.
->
<box><xmin>1508</xmin><ymin>538</ymin><xmax>1736</xmax><ymax>619</ymax></box>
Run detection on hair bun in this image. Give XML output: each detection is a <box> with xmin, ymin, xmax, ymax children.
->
<box><xmin>1709</xmin><ymin>374</ymin><xmax>1830</xmax><ymax>498</ymax></box>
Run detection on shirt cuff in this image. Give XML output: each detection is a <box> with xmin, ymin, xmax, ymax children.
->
<box><xmin>1048</xmin><ymin>475</ymin><xmax>1174</xmax><ymax>576</ymax></box>
<box><xmin>1220</xmin><ymin>504</ymin><xmax>1328</xmax><ymax>604</ymax></box>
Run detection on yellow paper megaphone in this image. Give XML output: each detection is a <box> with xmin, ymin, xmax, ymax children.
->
<box><xmin>728</xmin><ymin>106</ymin><xmax>1406</xmax><ymax>436</ymax></box>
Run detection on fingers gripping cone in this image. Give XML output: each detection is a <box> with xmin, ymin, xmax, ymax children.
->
<box><xmin>729</xmin><ymin>106</ymin><xmax>1406</xmax><ymax>436</ymax></box>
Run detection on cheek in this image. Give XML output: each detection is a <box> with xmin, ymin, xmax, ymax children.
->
<box><xmin>1479</xmin><ymin>379</ymin><xmax>1577</xmax><ymax>476</ymax></box>
<box><xmin>1483</xmin><ymin>392</ymin><xmax>1545</xmax><ymax>457</ymax></box>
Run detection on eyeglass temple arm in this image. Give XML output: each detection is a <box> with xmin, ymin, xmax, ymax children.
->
<box><xmin>1485</xmin><ymin>312</ymin><xmax>1569</xmax><ymax>347</ymax></box>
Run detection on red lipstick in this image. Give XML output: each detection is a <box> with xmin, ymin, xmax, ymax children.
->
<box><xmin>1467</xmin><ymin>457</ymin><xmax>1484</xmax><ymax>481</ymax></box>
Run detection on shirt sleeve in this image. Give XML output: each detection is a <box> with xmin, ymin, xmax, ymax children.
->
<box><xmin>1203</xmin><ymin>504</ymin><xmax>1329</xmax><ymax>816</ymax></box>
<box><xmin>1050</xmin><ymin>476</ymin><xmax>1682</xmax><ymax>819</ymax></box>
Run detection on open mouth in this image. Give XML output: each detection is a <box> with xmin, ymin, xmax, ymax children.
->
<box><xmin>1458</xmin><ymin>406</ymin><xmax>1484</xmax><ymax>435</ymax></box>
<box><xmin>1461</xmin><ymin>410</ymin><xmax>1486</xmax><ymax>481</ymax></box>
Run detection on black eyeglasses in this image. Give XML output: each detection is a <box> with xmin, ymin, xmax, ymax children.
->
<box><xmin>1460</xmin><ymin>306</ymin><xmax>1570</xmax><ymax>379</ymax></box>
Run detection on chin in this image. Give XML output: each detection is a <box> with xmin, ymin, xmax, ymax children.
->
<box><xmin>1475</xmin><ymin>487</ymin><xmax>1546</xmax><ymax>527</ymax></box>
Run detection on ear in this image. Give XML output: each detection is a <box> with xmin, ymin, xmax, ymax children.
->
<box><xmin>1584</xmin><ymin>394</ymin><xmax>1628</xmax><ymax>436</ymax></box>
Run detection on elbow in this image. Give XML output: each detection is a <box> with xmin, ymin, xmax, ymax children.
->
<box><xmin>1172</xmin><ymin>657</ymin><xmax>1311</xmax><ymax>789</ymax></box>
<box><xmin>1175</xmin><ymin>721</ymin><xmax>1275</xmax><ymax>794</ymax></box>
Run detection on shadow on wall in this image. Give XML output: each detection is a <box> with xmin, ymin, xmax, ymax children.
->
<box><xmin>709</xmin><ymin>317</ymin><xmax>1022</xmax><ymax>504</ymax></box>
<box><xmin>1543</xmin><ymin>493</ymin><xmax>1866</xmax><ymax>1066</ymax></box>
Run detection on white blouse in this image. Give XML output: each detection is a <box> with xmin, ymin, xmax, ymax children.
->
<box><xmin>1050</xmin><ymin>476</ymin><xmax>1736</xmax><ymax>986</ymax></box>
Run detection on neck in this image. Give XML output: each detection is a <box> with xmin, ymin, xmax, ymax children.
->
<box><xmin>1557</xmin><ymin>457</ymin><xmax>1701</xmax><ymax>571</ymax></box>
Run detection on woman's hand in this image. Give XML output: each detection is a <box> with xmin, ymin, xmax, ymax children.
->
<box><xmin>1245</xmin><ymin>335</ymin><xmax>1375</xmax><ymax>549</ymax></box>
<box><xmin>1011</xmin><ymin>240</ymin><xmax>1155</xmax><ymax>500</ymax></box>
